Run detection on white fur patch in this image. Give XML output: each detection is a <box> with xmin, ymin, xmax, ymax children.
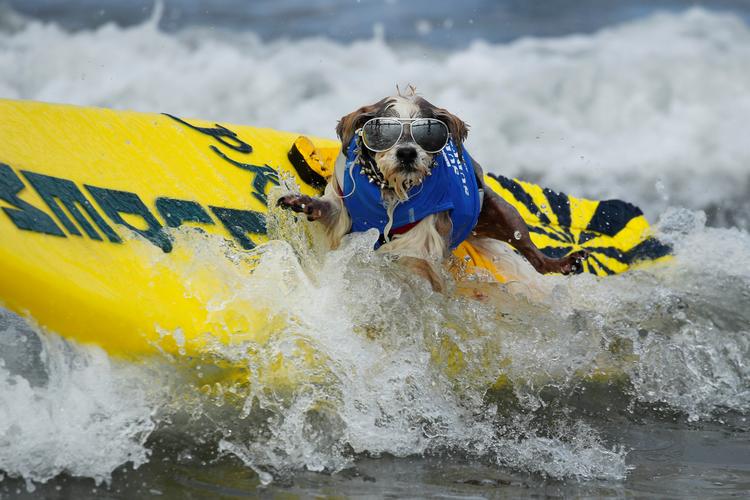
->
<box><xmin>385</xmin><ymin>96</ymin><xmax>419</xmax><ymax>118</ymax></box>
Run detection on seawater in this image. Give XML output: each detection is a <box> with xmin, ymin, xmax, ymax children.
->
<box><xmin>1</xmin><ymin>2</ymin><xmax>749</xmax><ymax>498</ymax></box>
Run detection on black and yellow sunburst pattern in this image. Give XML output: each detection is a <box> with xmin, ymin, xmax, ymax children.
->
<box><xmin>485</xmin><ymin>174</ymin><xmax>672</xmax><ymax>276</ymax></box>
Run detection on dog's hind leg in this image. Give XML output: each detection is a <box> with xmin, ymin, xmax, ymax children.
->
<box><xmin>467</xmin><ymin>158</ymin><xmax>585</xmax><ymax>275</ymax></box>
<box><xmin>473</xmin><ymin>189</ymin><xmax>586</xmax><ymax>275</ymax></box>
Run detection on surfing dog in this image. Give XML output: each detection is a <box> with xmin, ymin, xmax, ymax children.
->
<box><xmin>277</xmin><ymin>92</ymin><xmax>584</xmax><ymax>291</ymax></box>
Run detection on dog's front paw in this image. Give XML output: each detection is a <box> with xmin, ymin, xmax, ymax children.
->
<box><xmin>276</xmin><ymin>193</ymin><xmax>328</xmax><ymax>221</ymax></box>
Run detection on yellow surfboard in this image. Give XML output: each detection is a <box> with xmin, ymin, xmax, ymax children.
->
<box><xmin>0</xmin><ymin>99</ymin><xmax>669</xmax><ymax>374</ymax></box>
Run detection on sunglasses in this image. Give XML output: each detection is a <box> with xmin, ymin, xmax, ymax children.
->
<box><xmin>359</xmin><ymin>117</ymin><xmax>450</xmax><ymax>153</ymax></box>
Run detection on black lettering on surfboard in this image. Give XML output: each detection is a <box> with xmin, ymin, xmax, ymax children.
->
<box><xmin>163</xmin><ymin>114</ymin><xmax>252</xmax><ymax>154</ymax></box>
<box><xmin>3</xmin><ymin>163</ymin><xmax>267</xmax><ymax>252</ymax></box>
<box><xmin>21</xmin><ymin>171</ymin><xmax>121</xmax><ymax>243</ymax></box>
<box><xmin>155</xmin><ymin>197</ymin><xmax>215</xmax><ymax>228</ymax></box>
<box><xmin>209</xmin><ymin>206</ymin><xmax>266</xmax><ymax>250</ymax></box>
<box><xmin>209</xmin><ymin>148</ymin><xmax>280</xmax><ymax>205</ymax></box>
<box><xmin>0</xmin><ymin>164</ymin><xmax>65</xmax><ymax>237</ymax></box>
<box><xmin>86</xmin><ymin>185</ymin><xmax>172</xmax><ymax>253</ymax></box>
<box><xmin>163</xmin><ymin>114</ymin><xmax>280</xmax><ymax>206</ymax></box>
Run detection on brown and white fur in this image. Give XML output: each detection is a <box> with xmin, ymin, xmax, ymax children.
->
<box><xmin>277</xmin><ymin>93</ymin><xmax>585</xmax><ymax>292</ymax></box>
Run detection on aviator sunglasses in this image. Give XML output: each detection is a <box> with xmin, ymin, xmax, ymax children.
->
<box><xmin>359</xmin><ymin>117</ymin><xmax>450</xmax><ymax>153</ymax></box>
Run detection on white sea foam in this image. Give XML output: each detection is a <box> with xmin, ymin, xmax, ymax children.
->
<box><xmin>0</xmin><ymin>315</ymin><xmax>156</xmax><ymax>488</ymax></box>
<box><xmin>1</xmin><ymin>203</ymin><xmax>748</xmax><ymax>485</ymax></box>
<box><xmin>150</xmin><ymin>218</ymin><xmax>632</xmax><ymax>482</ymax></box>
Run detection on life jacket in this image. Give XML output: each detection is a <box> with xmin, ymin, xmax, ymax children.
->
<box><xmin>341</xmin><ymin>137</ymin><xmax>481</xmax><ymax>249</ymax></box>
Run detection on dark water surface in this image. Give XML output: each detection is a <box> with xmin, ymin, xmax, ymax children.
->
<box><xmin>7</xmin><ymin>0</ymin><xmax>750</xmax><ymax>46</ymax></box>
<box><xmin>2</xmin><ymin>418</ymin><xmax>750</xmax><ymax>498</ymax></box>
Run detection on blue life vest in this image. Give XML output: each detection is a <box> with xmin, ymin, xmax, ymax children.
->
<box><xmin>342</xmin><ymin>137</ymin><xmax>481</xmax><ymax>249</ymax></box>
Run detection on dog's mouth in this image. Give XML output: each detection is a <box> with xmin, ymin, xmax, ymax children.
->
<box><xmin>398</xmin><ymin>160</ymin><xmax>419</xmax><ymax>171</ymax></box>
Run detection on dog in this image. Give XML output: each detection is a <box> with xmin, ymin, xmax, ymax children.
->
<box><xmin>277</xmin><ymin>91</ymin><xmax>585</xmax><ymax>291</ymax></box>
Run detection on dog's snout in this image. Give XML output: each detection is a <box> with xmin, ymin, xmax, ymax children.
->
<box><xmin>396</xmin><ymin>146</ymin><xmax>418</xmax><ymax>163</ymax></box>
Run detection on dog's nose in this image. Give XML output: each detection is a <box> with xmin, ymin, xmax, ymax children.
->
<box><xmin>396</xmin><ymin>146</ymin><xmax>418</xmax><ymax>163</ymax></box>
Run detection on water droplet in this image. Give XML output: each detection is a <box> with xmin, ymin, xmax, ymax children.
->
<box><xmin>258</xmin><ymin>470</ymin><xmax>273</xmax><ymax>486</ymax></box>
<box><xmin>513</xmin><ymin>231</ymin><xmax>522</xmax><ymax>240</ymax></box>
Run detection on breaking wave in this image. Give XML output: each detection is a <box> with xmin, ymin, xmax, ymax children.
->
<box><xmin>2</xmin><ymin>200</ymin><xmax>749</xmax><ymax>487</ymax></box>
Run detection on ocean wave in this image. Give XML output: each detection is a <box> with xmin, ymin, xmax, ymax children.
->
<box><xmin>0</xmin><ymin>314</ymin><xmax>155</xmax><ymax>489</ymax></box>
<box><xmin>2</xmin><ymin>201</ymin><xmax>748</xmax><ymax>487</ymax></box>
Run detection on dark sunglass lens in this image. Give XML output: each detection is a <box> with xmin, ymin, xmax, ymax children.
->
<box><xmin>362</xmin><ymin>119</ymin><xmax>402</xmax><ymax>151</ymax></box>
<box><xmin>411</xmin><ymin>119</ymin><xmax>449</xmax><ymax>152</ymax></box>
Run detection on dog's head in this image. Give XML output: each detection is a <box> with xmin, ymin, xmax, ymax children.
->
<box><xmin>336</xmin><ymin>93</ymin><xmax>468</xmax><ymax>200</ymax></box>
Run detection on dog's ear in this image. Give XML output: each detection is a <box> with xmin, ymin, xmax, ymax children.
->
<box><xmin>415</xmin><ymin>97</ymin><xmax>469</xmax><ymax>156</ymax></box>
<box><xmin>336</xmin><ymin>98</ymin><xmax>389</xmax><ymax>151</ymax></box>
<box><xmin>433</xmin><ymin>107</ymin><xmax>469</xmax><ymax>150</ymax></box>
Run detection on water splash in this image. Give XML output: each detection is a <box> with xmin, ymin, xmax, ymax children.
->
<box><xmin>2</xmin><ymin>202</ymin><xmax>749</xmax><ymax>486</ymax></box>
<box><xmin>0</xmin><ymin>314</ymin><xmax>156</xmax><ymax>489</ymax></box>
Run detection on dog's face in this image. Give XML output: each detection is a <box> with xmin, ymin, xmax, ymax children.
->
<box><xmin>336</xmin><ymin>95</ymin><xmax>468</xmax><ymax>199</ymax></box>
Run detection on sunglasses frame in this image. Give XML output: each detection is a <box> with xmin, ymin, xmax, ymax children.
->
<box><xmin>358</xmin><ymin>117</ymin><xmax>450</xmax><ymax>154</ymax></box>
